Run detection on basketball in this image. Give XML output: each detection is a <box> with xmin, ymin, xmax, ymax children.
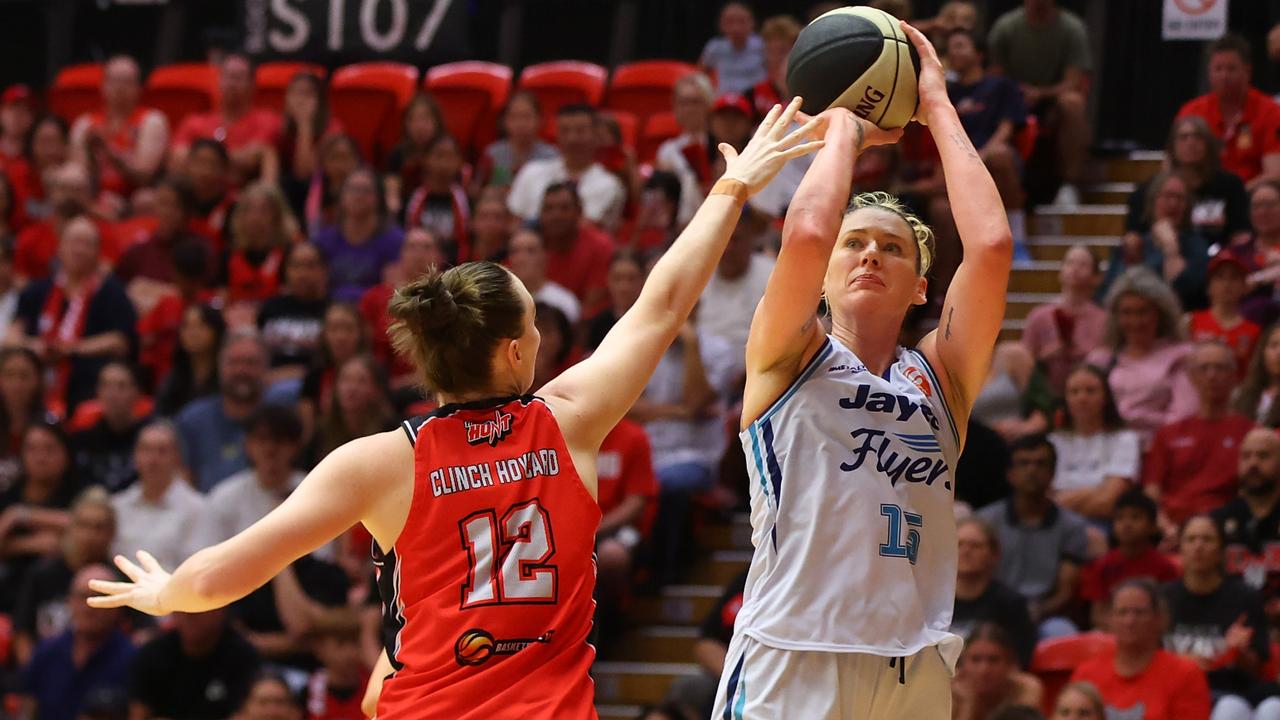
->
<box><xmin>454</xmin><ymin>629</ymin><xmax>495</xmax><ymax>666</ymax></box>
<box><xmin>786</xmin><ymin>6</ymin><xmax>920</xmax><ymax>129</ymax></box>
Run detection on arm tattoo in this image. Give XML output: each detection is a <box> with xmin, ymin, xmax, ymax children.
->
<box><xmin>945</xmin><ymin>307</ymin><xmax>955</xmax><ymax>340</ymax></box>
<box><xmin>949</xmin><ymin>131</ymin><xmax>980</xmax><ymax>161</ymax></box>
<box><xmin>853</xmin><ymin>122</ymin><xmax>865</xmax><ymax>155</ymax></box>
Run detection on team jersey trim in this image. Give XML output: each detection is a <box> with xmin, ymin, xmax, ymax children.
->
<box><xmin>755</xmin><ymin>338</ymin><xmax>834</xmax><ymax>427</ymax></box>
<box><xmin>905</xmin><ymin>348</ymin><xmax>961</xmax><ymax>448</ymax></box>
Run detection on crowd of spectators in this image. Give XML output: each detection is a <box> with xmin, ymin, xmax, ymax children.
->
<box><xmin>4</xmin><ymin>0</ymin><xmax>1280</xmax><ymax>719</ymax></box>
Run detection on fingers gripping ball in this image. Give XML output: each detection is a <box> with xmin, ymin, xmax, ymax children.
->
<box><xmin>786</xmin><ymin>6</ymin><xmax>920</xmax><ymax>129</ymax></box>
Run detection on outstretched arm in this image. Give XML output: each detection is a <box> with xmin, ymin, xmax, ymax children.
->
<box><xmin>907</xmin><ymin>22</ymin><xmax>1014</xmax><ymax>430</ymax></box>
<box><xmin>540</xmin><ymin>99</ymin><xmax>825</xmax><ymax>454</ymax></box>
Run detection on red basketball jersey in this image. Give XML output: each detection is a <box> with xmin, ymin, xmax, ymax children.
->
<box><xmin>374</xmin><ymin>395</ymin><xmax>600</xmax><ymax>720</ymax></box>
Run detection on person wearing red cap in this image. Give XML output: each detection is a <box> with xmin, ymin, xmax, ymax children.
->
<box><xmin>708</xmin><ymin>93</ymin><xmax>755</xmax><ymax>180</ymax></box>
<box><xmin>170</xmin><ymin>53</ymin><xmax>282</xmax><ymax>185</ymax></box>
<box><xmin>70</xmin><ymin>56</ymin><xmax>169</xmax><ymax>212</ymax></box>
<box><xmin>0</xmin><ymin>85</ymin><xmax>34</xmax><ymax>170</ymax></box>
<box><xmin>1188</xmin><ymin>250</ymin><xmax>1261</xmax><ymax>378</ymax></box>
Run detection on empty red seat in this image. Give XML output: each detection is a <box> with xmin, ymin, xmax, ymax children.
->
<box><xmin>1031</xmin><ymin>632</ymin><xmax>1115</xmax><ymax>715</ymax></box>
<box><xmin>518</xmin><ymin>61</ymin><xmax>608</xmax><ymax>137</ymax></box>
<box><xmin>144</xmin><ymin>63</ymin><xmax>219</xmax><ymax>130</ymax></box>
<box><xmin>254</xmin><ymin>62</ymin><xmax>327</xmax><ymax>113</ymax></box>
<box><xmin>48</xmin><ymin>63</ymin><xmax>104</xmax><ymax>122</ymax></box>
<box><xmin>606</xmin><ymin>60</ymin><xmax>697</xmax><ymax>130</ymax></box>
<box><xmin>425</xmin><ymin>61</ymin><xmax>513</xmax><ymax>158</ymax></box>
<box><xmin>329</xmin><ymin>62</ymin><xmax>419</xmax><ymax>167</ymax></box>
<box><xmin>640</xmin><ymin>111</ymin><xmax>682</xmax><ymax>164</ymax></box>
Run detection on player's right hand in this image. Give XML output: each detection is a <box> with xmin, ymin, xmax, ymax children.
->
<box><xmin>719</xmin><ymin>96</ymin><xmax>826</xmax><ymax>196</ymax></box>
<box><xmin>86</xmin><ymin>550</ymin><xmax>172</xmax><ymax>616</ymax></box>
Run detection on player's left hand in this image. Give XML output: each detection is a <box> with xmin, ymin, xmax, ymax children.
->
<box><xmin>900</xmin><ymin>20</ymin><xmax>950</xmax><ymax>125</ymax></box>
<box><xmin>87</xmin><ymin>550</ymin><xmax>172</xmax><ymax>616</ymax></box>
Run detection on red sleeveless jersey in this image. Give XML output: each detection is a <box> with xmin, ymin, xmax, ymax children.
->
<box><xmin>374</xmin><ymin>395</ymin><xmax>600</xmax><ymax>720</ymax></box>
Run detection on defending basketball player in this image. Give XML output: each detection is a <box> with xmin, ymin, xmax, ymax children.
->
<box><xmin>712</xmin><ymin>23</ymin><xmax>1012</xmax><ymax>719</ymax></box>
<box><xmin>85</xmin><ymin>99</ymin><xmax>895</xmax><ymax>719</ymax></box>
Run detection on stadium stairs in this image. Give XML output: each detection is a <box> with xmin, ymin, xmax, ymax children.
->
<box><xmin>592</xmin><ymin>150</ymin><xmax>1167</xmax><ymax>718</ymax></box>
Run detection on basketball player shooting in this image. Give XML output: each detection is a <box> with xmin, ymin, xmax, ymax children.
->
<box><xmin>82</xmin><ymin>98</ymin><xmax>877</xmax><ymax>719</ymax></box>
<box><xmin>713</xmin><ymin>23</ymin><xmax>1012</xmax><ymax>719</ymax></box>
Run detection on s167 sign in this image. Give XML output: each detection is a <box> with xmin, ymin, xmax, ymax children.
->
<box><xmin>243</xmin><ymin>0</ymin><xmax>468</xmax><ymax>64</ymax></box>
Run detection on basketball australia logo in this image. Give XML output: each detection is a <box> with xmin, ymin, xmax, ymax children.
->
<box><xmin>465</xmin><ymin>410</ymin><xmax>515</xmax><ymax>446</ymax></box>
<box><xmin>454</xmin><ymin>628</ymin><xmax>555</xmax><ymax>666</ymax></box>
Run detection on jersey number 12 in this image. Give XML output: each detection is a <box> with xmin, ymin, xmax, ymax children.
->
<box><xmin>879</xmin><ymin>503</ymin><xmax>922</xmax><ymax>565</ymax></box>
<box><xmin>459</xmin><ymin>499</ymin><xmax>559</xmax><ymax>608</ymax></box>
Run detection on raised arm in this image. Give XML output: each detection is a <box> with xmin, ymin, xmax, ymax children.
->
<box><xmin>906</xmin><ymin>22</ymin><xmax>1014</xmax><ymax>424</ymax></box>
<box><xmin>540</xmin><ymin>99</ymin><xmax>825</xmax><ymax>452</ymax></box>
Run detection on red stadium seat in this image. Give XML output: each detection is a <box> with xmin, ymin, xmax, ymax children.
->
<box><xmin>518</xmin><ymin>61</ymin><xmax>608</xmax><ymax>137</ymax></box>
<box><xmin>144</xmin><ymin>63</ymin><xmax>219</xmax><ymax>130</ymax></box>
<box><xmin>254</xmin><ymin>61</ymin><xmax>327</xmax><ymax>113</ymax></box>
<box><xmin>329</xmin><ymin>62</ymin><xmax>419</xmax><ymax>167</ymax></box>
<box><xmin>606</xmin><ymin>60</ymin><xmax>697</xmax><ymax>130</ymax></box>
<box><xmin>48</xmin><ymin>63</ymin><xmax>104</xmax><ymax>122</ymax></box>
<box><xmin>640</xmin><ymin>111</ymin><xmax>682</xmax><ymax>164</ymax></box>
<box><xmin>1031</xmin><ymin>632</ymin><xmax>1114</xmax><ymax>715</ymax></box>
<box><xmin>1016</xmin><ymin>115</ymin><xmax>1039</xmax><ymax>161</ymax></box>
<box><xmin>67</xmin><ymin>396</ymin><xmax>155</xmax><ymax>433</ymax></box>
<box><xmin>425</xmin><ymin>61</ymin><xmax>513</xmax><ymax>158</ymax></box>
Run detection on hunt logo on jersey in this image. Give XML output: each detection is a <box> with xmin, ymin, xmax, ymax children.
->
<box><xmin>840</xmin><ymin>428</ymin><xmax>951</xmax><ymax>489</ymax></box>
<box><xmin>840</xmin><ymin>384</ymin><xmax>940</xmax><ymax>432</ymax></box>
<box><xmin>454</xmin><ymin>628</ymin><xmax>554</xmax><ymax>666</ymax></box>
<box><xmin>465</xmin><ymin>410</ymin><xmax>514</xmax><ymax>447</ymax></box>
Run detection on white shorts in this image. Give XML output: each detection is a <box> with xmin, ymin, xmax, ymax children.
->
<box><xmin>711</xmin><ymin>634</ymin><xmax>953</xmax><ymax>720</ymax></box>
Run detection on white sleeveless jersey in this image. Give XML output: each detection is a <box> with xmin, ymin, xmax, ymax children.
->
<box><xmin>735</xmin><ymin>335</ymin><xmax>965</xmax><ymax>670</ymax></box>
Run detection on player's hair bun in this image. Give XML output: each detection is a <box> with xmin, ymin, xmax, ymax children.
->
<box><xmin>391</xmin><ymin>272</ymin><xmax>482</xmax><ymax>340</ymax></box>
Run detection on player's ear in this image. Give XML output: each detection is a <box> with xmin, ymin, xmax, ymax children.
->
<box><xmin>911</xmin><ymin>276</ymin><xmax>928</xmax><ymax>306</ymax></box>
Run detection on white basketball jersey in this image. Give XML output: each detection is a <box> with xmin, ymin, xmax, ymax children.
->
<box><xmin>735</xmin><ymin>335</ymin><xmax>965</xmax><ymax>670</ymax></box>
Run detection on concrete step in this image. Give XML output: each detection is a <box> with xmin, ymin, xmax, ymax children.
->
<box><xmin>697</xmin><ymin>514</ymin><xmax>753</xmax><ymax>552</ymax></box>
<box><xmin>1104</xmin><ymin>151</ymin><xmax>1164</xmax><ymax>183</ymax></box>
<box><xmin>690</xmin><ymin>549</ymin><xmax>753</xmax><ymax>587</ymax></box>
<box><xmin>1026</xmin><ymin>234</ymin><xmax>1119</xmax><ymax>262</ymax></box>
<box><xmin>1083</xmin><ymin>181</ymin><xmax>1136</xmax><ymax>205</ymax></box>
<box><xmin>1006</xmin><ymin>291</ymin><xmax>1057</xmax><ymax>321</ymax></box>
<box><xmin>615</xmin><ymin>625</ymin><xmax>700</xmax><ymax>664</ymax></box>
<box><xmin>1031</xmin><ymin>204</ymin><xmax>1127</xmax><ymax>236</ymax></box>
<box><xmin>593</xmin><ymin>661</ymin><xmax>702</xmax><ymax>705</ymax></box>
<box><xmin>598</xmin><ymin>705</ymin><xmax>643</xmax><ymax>720</ymax></box>
<box><xmin>1008</xmin><ymin>260</ymin><xmax>1064</xmax><ymax>294</ymax></box>
<box><xmin>631</xmin><ymin>584</ymin><xmax>724</xmax><ymax>627</ymax></box>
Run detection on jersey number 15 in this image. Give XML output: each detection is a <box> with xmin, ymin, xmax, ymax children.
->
<box><xmin>879</xmin><ymin>503</ymin><xmax>922</xmax><ymax>565</ymax></box>
<box><xmin>459</xmin><ymin>499</ymin><xmax>559</xmax><ymax>608</ymax></box>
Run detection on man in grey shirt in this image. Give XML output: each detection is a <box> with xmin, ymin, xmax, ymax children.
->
<box><xmin>978</xmin><ymin>433</ymin><xmax>1090</xmax><ymax>638</ymax></box>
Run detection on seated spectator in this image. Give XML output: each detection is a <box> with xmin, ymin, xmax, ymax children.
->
<box><xmin>305</xmin><ymin>607</ymin><xmax>371</xmax><ymax>720</ymax></box>
<box><xmin>155</xmin><ymin>304</ymin><xmax>224</xmax><ymax>415</ymax></box>
<box><xmin>473</xmin><ymin>91</ymin><xmax>556</xmax><ymax>193</ymax></box>
<box><xmin>951</xmin><ymin>623</ymin><xmax>1042</xmax><ymax>720</ymax></box>
<box><xmin>1241</xmin><ymin>182</ymin><xmax>1280</xmax><ymax>328</ymax></box>
<box><xmin>971</xmin><ymin>342</ymin><xmax>1053</xmax><ymax>444</ymax></box>
<box><xmin>977</xmin><ymin>434</ymin><xmax>1089</xmax><ymax>638</ymax></box>
<box><xmin>129</xmin><ymin>608</ymin><xmax>260</xmax><ymax>720</ymax></box>
<box><xmin>1177</xmin><ymin>34</ymin><xmax>1280</xmax><ymax>188</ymax></box>
<box><xmin>15</xmin><ymin>161</ymin><xmax>119</xmax><ymax>281</ymax></box>
<box><xmin>1126</xmin><ymin>117</ymin><xmax>1249</xmax><ymax>249</ymax></box>
<box><xmin>69</xmin><ymin>56</ymin><xmax>169</xmax><ymax>212</ymax></box>
<box><xmin>953</xmin><ymin>517</ymin><xmax>1037</xmax><ymax>668</ymax></box>
<box><xmin>185</xmin><ymin>138</ymin><xmax>237</xmax><ymax>241</ymax></box>
<box><xmin>699</xmin><ymin>205</ymin><xmax>773</xmax><ymax>374</ymax></box>
<box><xmin>225</xmin><ymin>181</ymin><xmax>299</xmax><ymax>307</ymax></box>
<box><xmin>1165</xmin><ymin>514</ymin><xmax>1279</xmax><ymax>720</ymax></box>
<box><xmin>71</xmin><ymin>362</ymin><xmax>146</xmax><ymax>491</ymax></box>
<box><xmin>17</xmin><ymin>563</ymin><xmax>136</xmax><ymax>720</ymax></box>
<box><xmin>360</xmin><ymin>227</ymin><xmax>444</xmax><ymax>388</ymax></box>
<box><xmin>12</xmin><ymin>486</ymin><xmax>114</xmax><ymax>665</ymax></box>
<box><xmin>306</xmin><ymin>133</ymin><xmax>362</xmax><ymax>235</ymax></box>
<box><xmin>1103</xmin><ymin>171</ymin><xmax>1210</xmax><ymax>311</ymax></box>
<box><xmin>1050</xmin><ymin>681</ymin><xmax>1107</xmax><ymax>720</ymax></box>
<box><xmin>507</xmin><ymin>104</ymin><xmax>625</xmax><ymax>229</ymax></box>
<box><xmin>532</xmin><ymin>302</ymin><xmax>574</xmax><ymax>390</ymax></box>
<box><xmin>176</xmin><ymin>332</ymin><xmax>269</xmax><ymax>491</ymax></box>
<box><xmin>298</xmin><ymin>303</ymin><xmax>367</xmax><ymax>444</ymax></box>
<box><xmin>585</xmin><ymin>249</ymin><xmax>645</xmax><ymax>352</ymax></box>
<box><xmin>746</xmin><ymin>15</ymin><xmax>800</xmax><ymax>118</ymax></box>
<box><xmin>312</xmin><ymin>168</ymin><xmax>404</xmax><ymax>303</ymax></box>
<box><xmin>1070</xmin><ymin>579</ymin><xmax>1212</xmax><ymax>720</ymax></box>
<box><xmin>237</xmin><ymin>673</ymin><xmax>304</xmax><ymax>720</ymax></box>
<box><xmin>1080</xmin><ymin>489</ymin><xmax>1179</xmax><ymax>627</ymax></box>
<box><xmin>171</xmin><ymin>53</ymin><xmax>282</xmax><ymax>184</ymax></box>
<box><xmin>207</xmin><ymin>403</ymin><xmax>306</xmax><ymax>541</ymax></box>
<box><xmin>9</xmin><ymin>115</ymin><xmax>71</xmax><ymax>225</ymax></box>
<box><xmin>0</xmin><ymin>172</ymin><xmax>19</xmax><ymax>245</ymax></box>
<box><xmin>1188</xmin><ymin>250</ymin><xmax>1260</xmax><ymax>377</ymax></box>
<box><xmin>383</xmin><ymin>93</ymin><xmax>443</xmax><ymax>219</ymax></box>
<box><xmin>0</xmin><ymin>347</ymin><xmax>48</xmax><ymax>488</ymax></box>
<box><xmin>0</xmin><ymin>84</ymin><xmax>34</xmax><ymax>170</ymax></box>
<box><xmin>115</xmin><ymin>177</ymin><xmax>214</xmax><ymax>316</ymax></box>
<box><xmin>311</xmin><ymin>355</ymin><xmax>394</xmax><ymax>463</ymax></box>
<box><xmin>1213</xmin><ymin>428</ymin><xmax>1280</xmax><ymax>623</ymax></box>
<box><xmin>1086</xmin><ymin>267</ymin><xmax>1197</xmax><ymax>442</ymax></box>
<box><xmin>1144</xmin><ymin>340</ymin><xmax>1253</xmax><ymax>539</ymax></box>
<box><xmin>536</xmin><ymin>181</ymin><xmax>615</xmax><ymax>313</ymax></box>
<box><xmin>655</xmin><ymin>72</ymin><xmax>716</xmax><ymax>225</ymax></box>
<box><xmin>133</xmin><ymin>236</ymin><xmax>212</xmax><ymax>386</ymax></box>
<box><xmin>463</xmin><ymin>188</ymin><xmax>513</xmax><ymax>264</ymax></box>
<box><xmin>404</xmin><ymin>134</ymin><xmax>469</xmax><ymax>259</ymax></box>
<box><xmin>620</xmin><ymin>171</ymin><xmax>682</xmax><ymax>253</ymax></box>
<box><xmin>594</xmin><ymin>112</ymin><xmax>642</xmax><ymax>213</ymax></box>
<box><xmin>233</xmin><ymin>554</ymin><xmax>348</xmax><ymax>669</ymax></box>
<box><xmin>258</xmin><ymin>241</ymin><xmax>329</xmax><ymax>384</ymax></box>
<box><xmin>988</xmin><ymin>0</ymin><xmax>1091</xmax><ymax>206</ymax></box>
<box><xmin>1049</xmin><ymin>365</ymin><xmax>1139</xmax><ymax>521</ymax></box>
<box><xmin>707</xmin><ymin>94</ymin><xmax>756</xmax><ymax>181</ymax></box>
<box><xmin>277</xmin><ymin>71</ymin><xmax>342</xmax><ymax>222</ymax></box>
<box><xmin>946</xmin><ymin>28</ymin><xmax>1028</xmax><ymax>255</ymax></box>
<box><xmin>699</xmin><ymin>1</ymin><xmax>766</xmax><ymax>95</ymax></box>
<box><xmin>927</xmin><ymin>0</ymin><xmax>980</xmax><ymax>48</ymax></box>
<box><xmin>509</xmin><ymin>227</ymin><xmax>581</xmax><ymax>323</ymax></box>
<box><xmin>1236</xmin><ymin>322</ymin><xmax>1280</xmax><ymax>428</ymax></box>
<box><xmin>594</xmin><ymin>418</ymin><xmax>658</xmax><ymax>642</ymax></box>
<box><xmin>0</xmin><ymin>422</ymin><xmax>79</xmax><ymax>611</ymax></box>
<box><xmin>111</xmin><ymin>420</ymin><xmax>212</xmax><ymax>572</ymax></box>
